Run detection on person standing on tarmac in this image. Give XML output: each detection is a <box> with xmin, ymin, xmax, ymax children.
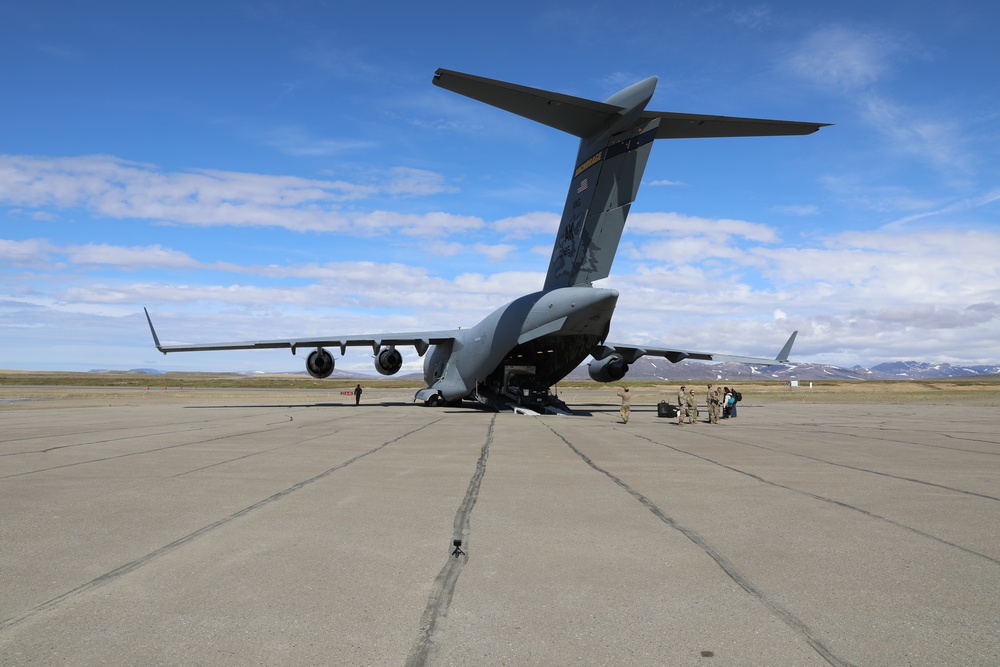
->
<box><xmin>687</xmin><ymin>388</ymin><xmax>699</xmax><ymax>424</ymax></box>
<box><xmin>617</xmin><ymin>386</ymin><xmax>631</xmax><ymax>424</ymax></box>
<box><xmin>676</xmin><ymin>385</ymin><xmax>688</xmax><ymax>425</ymax></box>
<box><xmin>707</xmin><ymin>384</ymin><xmax>720</xmax><ymax>424</ymax></box>
<box><xmin>354</xmin><ymin>383</ymin><xmax>363</xmax><ymax>406</ymax></box>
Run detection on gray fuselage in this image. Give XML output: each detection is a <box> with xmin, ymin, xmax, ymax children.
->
<box><xmin>422</xmin><ymin>286</ymin><xmax>618</xmax><ymax>401</ymax></box>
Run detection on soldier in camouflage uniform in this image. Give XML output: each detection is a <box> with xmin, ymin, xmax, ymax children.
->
<box><xmin>617</xmin><ymin>386</ymin><xmax>631</xmax><ymax>424</ymax></box>
<box><xmin>686</xmin><ymin>388</ymin><xmax>699</xmax><ymax>424</ymax></box>
<box><xmin>676</xmin><ymin>385</ymin><xmax>687</xmax><ymax>425</ymax></box>
<box><xmin>707</xmin><ymin>384</ymin><xmax>720</xmax><ymax>424</ymax></box>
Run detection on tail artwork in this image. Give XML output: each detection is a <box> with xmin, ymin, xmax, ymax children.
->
<box><xmin>147</xmin><ymin>69</ymin><xmax>825</xmax><ymax>413</ymax></box>
<box><xmin>432</xmin><ymin>69</ymin><xmax>826</xmax><ymax>290</ymax></box>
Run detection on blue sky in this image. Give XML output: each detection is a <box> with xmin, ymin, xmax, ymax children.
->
<box><xmin>2</xmin><ymin>0</ymin><xmax>999</xmax><ymax>374</ymax></box>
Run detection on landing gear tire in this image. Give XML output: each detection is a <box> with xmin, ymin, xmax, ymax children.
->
<box><xmin>426</xmin><ymin>394</ymin><xmax>440</xmax><ymax>407</ymax></box>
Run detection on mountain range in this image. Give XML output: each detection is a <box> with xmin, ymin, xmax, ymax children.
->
<box><xmin>109</xmin><ymin>360</ymin><xmax>1000</xmax><ymax>381</ymax></box>
<box><xmin>562</xmin><ymin>359</ymin><xmax>1000</xmax><ymax>382</ymax></box>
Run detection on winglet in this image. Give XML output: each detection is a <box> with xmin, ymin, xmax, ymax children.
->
<box><xmin>143</xmin><ymin>307</ymin><xmax>165</xmax><ymax>354</ymax></box>
<box><xmin>775</xmin><ymin>331</ymin><xmax>797</xmax><ymax>362</ymax></box>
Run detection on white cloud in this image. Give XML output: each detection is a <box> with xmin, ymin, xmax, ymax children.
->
<box><xmin>473</xmin><ymin>243</ymin><xmax>517</xmax><ymax>264</ymax></box>
<box><xmin>786</xmin><ymin>25</ymin><xmax>912</xmax><ymax>92</ymax></box>
<box><xmin>382</xmin><ymin>167</ymin><xmax>458</xmax><ymax>197</ymax></box>
<box><xmin>0</xmin><ymin>154</ymin><xmax>467</xmax><ymax>235</ymax></box>
<box><xmin>262</xmin><ymin>125</ymin><xmax>378</xmax><ymax>156</ymax></box>
<box><xmin>786</xmin><ymin>26</ymin><xmax>969</xmax><ymax>174</ymax></box>
<box><xmin>860</xmin><ymin>95</ymin><xmax>969</xmax><ymax>171</ymax></box>
<box><xmin>4</xmin><ymin>221</ymin><xmax>999</xmax><ymax>369</ymax></box>
<box><xmin>604</xmin><ymin>224</ymin><xmax>1000</xmax><ymax>366</ymax></box>
<box><xmin>493</xmin><ymin>211</ymin><xmax>560</xmax><ymax>239</ymax></box>
<box><xmin>0</xmin><ymin>238</ymin><xmax>56</xmax><ymax>265</ymax></box>
<box><xmin>352</xmin><ymin>210</ymin><xmax>484</xmax><ymax>238</ymax></box>
<box><xmin>421</xmin><ymin>240</ymin><xmax>466</xmax><ymax>258</ymax></box>
<box><xmin>820</xmin><ymin>175</ymin><xmax>940</xmax><ymax>214</ymax></box>
<box><xmin>627</xmin><ymin>212</ymin><xmax>778</xmax><ymax>243</ymax></box>
<box><xmin>885</xmin><ymin>187</ymin><xmax>1000</xmax><ymax>228</ymax></box>
<box><xmin>65</xmin><ymin>243</ymin><xmax>201</xmax><ymax>270</ymax></box>
<box><xmin>772</xmin><ymin>204</ymin><xmax>819</xmax><ymax>216</ymax></box>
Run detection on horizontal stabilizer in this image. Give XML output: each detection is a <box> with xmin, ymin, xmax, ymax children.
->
<box><xmin>646</xmin><ymin>111</ymin><xmax>829</xmax><ymax>139</ymax></box>
<box><xmin>433</xmin><ymin>68</ymin><xmax>623</xmax><ymax>138</ymax></box>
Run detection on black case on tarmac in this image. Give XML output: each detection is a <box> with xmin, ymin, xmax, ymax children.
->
<box><xmin>657</xmin><ymin>401</ymin><xmax>677</xmax><ymax>418</ymax></box>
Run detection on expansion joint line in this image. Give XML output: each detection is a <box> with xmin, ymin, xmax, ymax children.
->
<box><xmin>627</xmin><ymin>429</ymin><xmax>1000</xmax><ymax>568</ymax></box>
<box><xmin>544</xmin><ymin>422</ymin><xmax>857</xmax><ymax>667</ymax></box>
<box><xmin>0</xmin><ymin>418</ymin><xmax>442</xmax><ymax>633</ymax></box>
<box><xmin>406</xmin><ymin>414</ymin><xmax>496</xmax><ymax>667</ymax></box>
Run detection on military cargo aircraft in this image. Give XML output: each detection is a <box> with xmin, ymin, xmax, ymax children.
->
<box><xmin>145</xmin><ymin>68</ymin><xmax>824</xmax><ymax>412</ymax></box>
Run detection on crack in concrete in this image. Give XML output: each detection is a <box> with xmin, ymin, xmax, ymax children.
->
<box><xmin>406</xmin><ymin>414</ymin><xmax>495</xmax><ymax>667</ymax></box>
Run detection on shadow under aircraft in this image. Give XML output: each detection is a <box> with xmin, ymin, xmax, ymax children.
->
<box><xmin>146</xmin><ymin>69</ymin><xmax>825</xmax><ymax>414</ymax></box>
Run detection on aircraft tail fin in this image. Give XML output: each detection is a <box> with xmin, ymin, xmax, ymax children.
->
<box><xmin>432</xmin><ymin>69</ymin><xmax>828</xmax><ymax>291</ymax></box>
<box><xmin>433</xmin><ymin>68</ymin><xmax>659</xmax><ymax>290</ymax></box>
<box><xmin>775</xmin><ymin>330</ymin><xmax>798</xmax><ymax>362</ymax></box>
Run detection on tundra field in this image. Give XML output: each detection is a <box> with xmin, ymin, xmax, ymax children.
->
<box><xmin>2</xmin><ymin>370</ymin><xmax>999</xmax><ymax>408</ymax></box>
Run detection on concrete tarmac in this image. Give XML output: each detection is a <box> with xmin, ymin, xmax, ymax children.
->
<box><xmin>1</xmin><ymin>388</ymin><xmax>998</xmax><ymax>666</ymax></box>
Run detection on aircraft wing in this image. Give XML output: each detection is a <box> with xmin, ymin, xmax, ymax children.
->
<box><xmin>644</xmin><ymin>111</ymin><xmax>829</xmax><ymax>139</ymax></box>
<box><xmin>144</xmin><ymin>308</ymin><xmax>457</xmax><ymax>357</ymax></box>
<box><xmin>594</xmin><ymin>331</ymin><xmax>797</xmax><ymax>366</ymax></box>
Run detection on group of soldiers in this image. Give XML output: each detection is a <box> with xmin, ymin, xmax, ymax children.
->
<box><xmin>676</xmin><ymin>384</ymin><xmax>735</xmax><ymax>425</ymax></box>
<box><xmin>616</xmin><ymin>384</ymin><xmax>739</xmax><ymax>425</ymax></box>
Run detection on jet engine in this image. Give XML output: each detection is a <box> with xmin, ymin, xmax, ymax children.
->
<box><xmin>588</xmin><ymin>353</ymin><xmax>629</xmax><ymax>383</ymax></box>
<box><xmin>306</xmin><ymin>347</ymin><xmax>335</xmax><ymax>379</ymax></box>
<box><xmin>374</xmin><ymin>347</ymin><xmax>403</xmax><ymax>376</ymax></box>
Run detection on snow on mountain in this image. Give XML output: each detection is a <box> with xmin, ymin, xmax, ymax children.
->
<box><xmin>565</xmin><ymin>358</ymin><xmax>1000</xmax><ymax>381</ymax></box>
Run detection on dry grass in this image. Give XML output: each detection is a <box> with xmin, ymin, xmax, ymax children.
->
<box><xmin>3</xmin><ymin>371</ymin><xmax>1000</xmax><ymax>406</ymax></box>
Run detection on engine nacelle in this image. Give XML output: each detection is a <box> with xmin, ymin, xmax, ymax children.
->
<box><xmin>306</xmin><ymin>348</ymin><xmax>335</xmax><ymax>379</ymax></box>
<box><xmin>588</xmin><ymin>353</ymin><xmax>629</xmax><ymax>383</ymax></box>
<box><xmin>375</xmin><ymin>347</ymin><xmax>403</xmax><ymax>376</ymax></box>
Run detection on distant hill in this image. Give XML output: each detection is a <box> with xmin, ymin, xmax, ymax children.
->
<box><xmin>866</xmin><ymin>361</ymin><xmax>1000</xmax><ymax>379</ymax></box>
<box><xmin>89</xmin><ymin>368</ymin><xmax>166</xmax><ymax>375</ymax></box>
<box><xmin>564</xmin><ymin>358</ymin><xmax>1000</xmax><ymax>382</ymax></box>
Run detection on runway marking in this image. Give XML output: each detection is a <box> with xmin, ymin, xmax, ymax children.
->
<box><xmin>0</xmin><ymin>418</ymin><xmax>441</xmax><ymax>633</ymax></box>
<box><xmin>0</xmin><ymin>407</ymin><xmax>297</xmax><ymax>451</ymax></box>
<box><xmin>753</xmin><ymin>423</ymin><xmax>1000</xmax><ymax>457</ymax></box>
<box><xmin>170</xmin><ymin>409</ymin><xmax>364</xmax><ymax>476</ymax></box>
<box><xmin>628</xmin><ymin>430</ymin><xmax>1000</xmax><ymax>568</ymax></box>
<box><xmin>726</xmin><ymin>434</ymin><xmax>1000</xmax><ymax>503</ymax></box>
<box><xmin>543</xmin><ymin>422</ymin><xmax>857</xmax><ymax>667</ymax></box>
<box><xmin>0</xmin><ymin>424</ymin><xmax>294</xmax><ymax>480</ymax></box>
<box><xmin>0</xmin><ymin>409</ymin><xmax>358</xmax><ymax>480</ymax></box>
<box><xmin>171</xmin><ymin>427</ymin><xmax>338</xmax><ymax>477</ymax></box>
<box><xmin>406</xmin><ymin>415</ymin><xmax>495</xmax><ymax>667</ymax></box>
